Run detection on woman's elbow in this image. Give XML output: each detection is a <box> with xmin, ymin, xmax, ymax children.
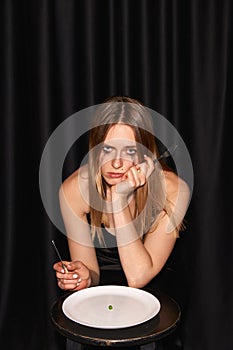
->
<box><xmin>127</xmin><ymin>278</ymin><xmax>144</xmax><ymax>289</ymax></box>
<box><xmin>127</xmin><ymin>275</ymin><xmax>154</xmax><ymax>289</ymax></box>
<box><xmin>126</xmin><ymin>268</ymin><xmax>162</xmax><ymax>289</ymax></box>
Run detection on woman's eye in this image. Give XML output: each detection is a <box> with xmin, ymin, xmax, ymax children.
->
<box><xmin>126</xmin><ymin>149</ymin><xmax>137</xmax><ymax>156</ymax></box>
<box><xmin>103</xmin><ymin>146</ymin><xmax>113</xmax><ymax>153</ymax></box>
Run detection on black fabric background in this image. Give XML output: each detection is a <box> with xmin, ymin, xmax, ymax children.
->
<box><xmin>1</xmin><ymin>1</ymin><xmax>232</xmax><ymax>349</ymax></box>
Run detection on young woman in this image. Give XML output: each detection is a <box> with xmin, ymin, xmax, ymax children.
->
<box><xmin>53</xmin><ymin>96</ymin><xmax>190</xmax><ymax>349</ymax></box>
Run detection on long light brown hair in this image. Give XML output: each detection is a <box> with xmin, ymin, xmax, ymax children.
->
<box><xmin>88</xmin><ymin>96</ymin><xmax>172</xmax><ymax>245</ymax></box>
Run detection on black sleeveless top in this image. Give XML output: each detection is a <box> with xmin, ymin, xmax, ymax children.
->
<box><xmin>94</xmin><ymin>227</ymin><xmax>128</xmax><ymax>285</ymax></box>
<box><xmin>92</xmin><ymin>226</ymin><xmax>183</xmax><ymax>308</ymax></box>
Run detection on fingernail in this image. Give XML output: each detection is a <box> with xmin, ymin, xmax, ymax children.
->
<box><xmin>61</xmin><ymin>269</ymin><xmax>65</xmax><ymax>274</ymax></box>
<box><xmin>76</xmin><ymin>283</ymin><xmax>80</xmax><ymax>286</ymax></box>
<box><xmin>73</xmin><ymin>274</ymin><xmax>78</xmax><ymax>278</ymax></box>
<box><xmin>78</xmin><ymin>278</ymin><xmax>82</xmax><ymax>282</ymax></box>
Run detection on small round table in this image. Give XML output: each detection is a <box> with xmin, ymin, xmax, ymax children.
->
<box><xmin>50</xmin><ymin>288</ymin><xmax>181</xmax><ymax>348</ymax></box>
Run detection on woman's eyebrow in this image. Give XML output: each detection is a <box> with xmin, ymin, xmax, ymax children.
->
<box><xmin>124</xmin><ymin>145</ymin><xmax>137</xmax><ymax>149</ymax></box>
<box><xmin>102</xmin><ymin>141</ymin><xmax>137</xmax><ymax>148</ymax></box>
<box><xmin>102</xmin><ymin>142</ymin><xmax>114</xmax><ymax>147</ymax></box>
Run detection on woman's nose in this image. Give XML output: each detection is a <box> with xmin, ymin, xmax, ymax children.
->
<box><xmin>112</xmin><ymin>157</ymin><xmax>123</xmax><ymax>169</ymax></box>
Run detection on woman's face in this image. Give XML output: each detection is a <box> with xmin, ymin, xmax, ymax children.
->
<box><xmin>100</xmin><ymin>124</ymin><xmax>139</xmax><ymax>186</ymax></box>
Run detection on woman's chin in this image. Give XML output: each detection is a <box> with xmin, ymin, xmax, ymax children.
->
<box><xmin>103</xmin><ymin>178</ymin><xmax>123</xmax><ymax>187</ymax></box>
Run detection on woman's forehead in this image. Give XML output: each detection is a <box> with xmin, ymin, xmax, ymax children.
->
<box><xmin>104</xmin><ymin>124</ymin><xmax>136</xmax><ymax>141</ymax></box>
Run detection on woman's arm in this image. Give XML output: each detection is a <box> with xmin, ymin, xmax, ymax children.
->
<box><xmin>111</xmin><ymin>171</ymin><xmax>190</xmax><ymax>288</ymax></box>
<box><xmin>54</xmin><ymin>167</ymin><xmax>100</xmax><ymax>289</ymax></box>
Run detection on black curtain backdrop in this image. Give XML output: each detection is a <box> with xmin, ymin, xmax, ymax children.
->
<box><xmin>1</xmin><ymin>1</ymin><xmax>232</xmax><ymax>349</ymax></box>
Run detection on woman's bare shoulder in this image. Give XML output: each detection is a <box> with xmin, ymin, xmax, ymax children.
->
<box><xmin>60</xmin><ymin>165</ymin><xmax>90</xmax><ymax>213</ymax></box>
<box><xmin>164</xmin><ymin>170</ymin><xmax>190</xmax><ymax>196</ymax></box>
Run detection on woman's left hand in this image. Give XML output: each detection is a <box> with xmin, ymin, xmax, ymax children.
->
<box><xmin>114</xmin><ymin>155</ymin><xmax>155</xmax><ymax>195</ymax></box>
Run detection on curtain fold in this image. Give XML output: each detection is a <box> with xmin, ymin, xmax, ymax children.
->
<box><xmin>1</xmin><ymin>1</ymin><xmax>232</xmax><ymax>349</ymax></box>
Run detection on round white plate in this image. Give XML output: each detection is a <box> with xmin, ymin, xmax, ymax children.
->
<box><xmin>62</xmin><ymin>285</ymin><xmax>160</xmax><ymax>329</ymax></box>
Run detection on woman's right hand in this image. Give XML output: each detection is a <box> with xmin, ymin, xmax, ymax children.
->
<box><xmin>53</xmin><ymin>260</ymin><xmax>91</xmax><ymax>291</ymax></box>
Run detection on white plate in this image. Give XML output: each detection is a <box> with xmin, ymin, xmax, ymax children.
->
<box><xmin>62</xmin><ymin>285</ymin><xmax>160</xmax><ymax>329</ymax></box>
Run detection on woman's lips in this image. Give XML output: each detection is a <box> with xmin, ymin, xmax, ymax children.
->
<box><xmin>107</xmin><ymin>172</ymin><xmax>124</xmax><ymax>179</ymax></box>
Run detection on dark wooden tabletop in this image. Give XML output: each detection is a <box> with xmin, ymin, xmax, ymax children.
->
<box><xmin>50</xmin><ymin>288</ymin><xmax>181</xmax><ymax>347</ymax></box>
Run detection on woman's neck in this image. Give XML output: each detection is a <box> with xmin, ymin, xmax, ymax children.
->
<box><xmin>103</xmin><ymin>194</ymin><xmax>137</xmax><ymax>229</ymax></box>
